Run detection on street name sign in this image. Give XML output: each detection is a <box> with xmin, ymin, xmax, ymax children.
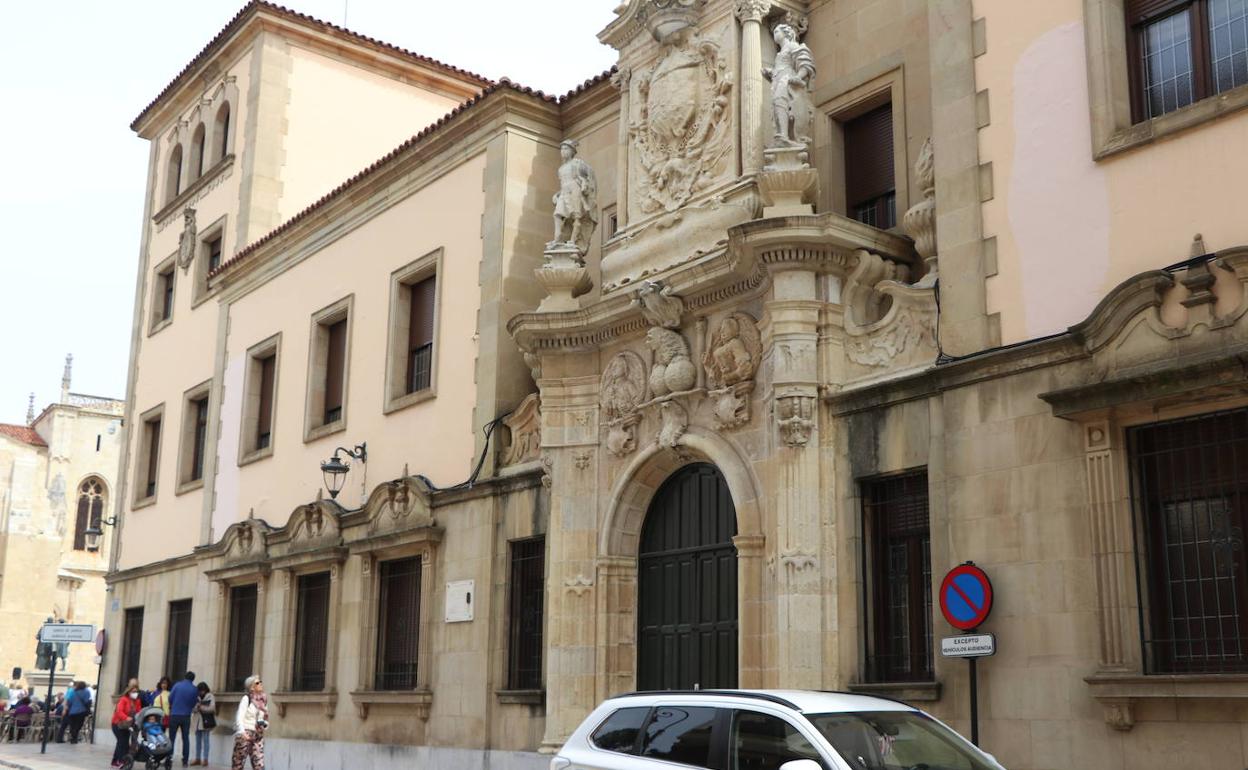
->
<box><xmin>38</xmin><ymin>623</ymin><xmax>95</xmax><ymax>643</ymax></box>
<box><xmin>941</xmin><ymin>633</ymin><xmax>996</xmax><ymax>658</ymax></box>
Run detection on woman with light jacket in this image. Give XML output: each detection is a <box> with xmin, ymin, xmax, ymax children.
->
<box><xmin>230</xmin><ymin>676</ymin><xmax>267</xmax><ymax>770</ymax></box>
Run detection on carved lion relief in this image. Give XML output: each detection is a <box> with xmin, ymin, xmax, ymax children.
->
<box><xmin>601</xmin><ymin>351</ymin><xmax>647</xmax><ymax>457</ymax></box>
<box><xmin>646</xmin><ymin>327</ymin><xmax>697</xmax><ymax>396</ymax></box>
<box><xmin>630</xmin><ymin>24</ymin><xmax>734</xmax><ymax>215</ymax></box>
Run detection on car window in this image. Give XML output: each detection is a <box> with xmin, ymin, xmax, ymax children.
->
<box><xmin>806</xmin><ymin>711</ymin><xmax>1003</xmax><ymax>770</ymax></box>
<box><xmin>639</xmin><ymin>705</ymin><xmax>718</xmax><ymax>767</ymax></box>
<box><xmin>730</xmin><ymin>710</ymin><xmax>824</xmax><ymax>770</ymax></box>
<box><xmin>592</xmin><ymin>706</ymin><xmax>651</xmax><ymax>753</ymax></box>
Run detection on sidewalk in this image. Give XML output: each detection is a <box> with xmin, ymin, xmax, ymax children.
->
<box><xmin>0</xmin><ymin>739</ymin><xmax>114</xmax><ymax>770</ymax></box>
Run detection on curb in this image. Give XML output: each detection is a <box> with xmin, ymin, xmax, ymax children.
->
<box><xmin>0</xmin><ymin>759</ymin><xmax>33</xmax><ymax>770</ymax></box>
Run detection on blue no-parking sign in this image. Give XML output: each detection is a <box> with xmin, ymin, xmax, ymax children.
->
<box><xmin>939</xmin><ymin>563</ymin><xmax>993</xmax><ymax>631</ymax></box>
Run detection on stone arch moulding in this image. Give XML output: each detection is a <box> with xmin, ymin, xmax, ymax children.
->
<box><xmin>595</xmin><ymin>426</ymin><xmax>767</xmax><ymax>697</ymax></box>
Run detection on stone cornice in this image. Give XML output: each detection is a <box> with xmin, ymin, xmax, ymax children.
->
<box><xmin>212</xmin><ymin>87</ymin><xmax>562</xmax><ymax>303</ymax></box>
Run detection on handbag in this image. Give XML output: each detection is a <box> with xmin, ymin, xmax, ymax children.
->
<box><xmin>201</xmin><ymin>712</ymin><xmax>217</xmax><ymax>730</ymax></box>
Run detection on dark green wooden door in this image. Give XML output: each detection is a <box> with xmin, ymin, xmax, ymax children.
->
<box><xmin>637</xmin><ymin>463</ymin><xmax>738</xmax><ymax>690</ymax></box>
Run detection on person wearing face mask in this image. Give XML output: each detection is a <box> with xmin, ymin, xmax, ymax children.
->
<box><xmin>112</xmin><ymin>680</ymin><xmax>143</xmax><ymax>768</ymax></box>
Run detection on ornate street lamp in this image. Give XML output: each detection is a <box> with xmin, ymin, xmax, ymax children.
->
<box><xmin>83</xmin><ymin>515</ymin><xmax>118</xmax><ymax>553</ymax></box>
<box><xmin>320</xmin><ymin>443</ymin><xmax>367</xmax><ymax>500</ymax></box>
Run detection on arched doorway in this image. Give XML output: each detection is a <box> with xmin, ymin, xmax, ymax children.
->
<box><xmin>637</xmin><ymin>463</ymin><xmax>738</xmax><ymax>690</ymax></box>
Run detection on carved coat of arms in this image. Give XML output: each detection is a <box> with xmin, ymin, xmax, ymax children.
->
<box><xmin>631</xmin><ymin>25</ymin><xmax>733</xmax><ymax>215</ymax></box>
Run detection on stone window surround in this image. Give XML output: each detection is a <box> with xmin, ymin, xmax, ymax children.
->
<box><xmin>1084</xmin><ymin>0</ymin><xmax>1248</xmax><ymax>159</ymax></box>
<box><xmin>1064</xmin><ymin>392</ymin><xmax>1248</xmax><ymax>730</ymax></box>
<box><xmin>812</xmin><ymin>62</ymin><xmax>910</xmax><ymax>228</ymax></box>
<box><xmin>271</xmin><ymin>552</ymin><xmax>347</xmax><ymax>718</ymax></box>
<box><xmin>347</xmin><ymin>528</ymin><xmax>442</xmax><ymax>720</ymax></box>
<box><xmin>383</xmin><ymin>248</ymin><xmax>443</xmax><ymax>415</ymax></box>
<box><xmin>132</xmin><ymin>402</ymin><xmax>166</xmax><ymax>510</ymax></box>
<box><xmin>302</xmin><ymin>295</ymin><xmax>354</xmax><ymax>444</ymax></box>
<box><xmin>845</xmin><ymin>467</ymin><xmax>943</xmax><ymax>704</ymax></box>
<box><xmin>238</xmin><ymin>332</ymin><xmax>282</xmax><ymax>467</ymax></box>
<box><xmin>192</xmin><ymin>213</ymin><xmax>229</xmax><ymax>308</ymax></box>
<box><xmin>149</xmin><ymin>252</ymin><xmax>178</xmax><ymax>337</ymax></box>
<box><xmin>174</xmin><ymin>379</ymin><xmax>213</xmax><ymax>495</ymax></box>
<box><xmin>209</xmin><ymin>569</ymin><xmax>271</xmax><ymax>705</ymax></box>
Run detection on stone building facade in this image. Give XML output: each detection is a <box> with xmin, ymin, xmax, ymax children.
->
<box><xmin>0</xmin><ymin>358</ymin><xmax>122</xmax><ymax>690</ymax></box>
<box><xmin>104</xmin><ymin>1</ymin><xmax>1248</xmax><ymax>769</ymax></box>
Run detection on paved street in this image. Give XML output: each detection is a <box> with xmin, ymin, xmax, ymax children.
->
<box><xmin>1</xmin><ymin>739</ymin><xmax>128</xmax><ymax>770</ymax></box>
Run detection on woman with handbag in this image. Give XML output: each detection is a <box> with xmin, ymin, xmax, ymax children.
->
<box><xmin>230</xmin><ymin>676</ymin><xmax>267</xmax><ymax>770</ymax></box>
<box><xmin>192</xmin><ymin>683</ymin><xmax>216</xmax><ymax>767</ymax></box>
<box><xmin>111</xmin><ymin>679</ymin><xmax>143</xmax><ymax>768</ymax></box>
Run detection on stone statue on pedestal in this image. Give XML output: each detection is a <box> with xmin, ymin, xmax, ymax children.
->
<box><xmin>550</xmin><ymin>140</ymin><xmax>599</xmax><ymax>255</ymax></box>
<box><xmin>764</xmin><ymin>23</ymin><xmax>816</xmax><ymax>149</ymax></box>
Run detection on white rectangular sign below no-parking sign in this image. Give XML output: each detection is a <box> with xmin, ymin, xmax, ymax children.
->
<box><xmin>940</xmin><ymin>633</ymin><xmax>996</xmax><ymax>658</ymax></box>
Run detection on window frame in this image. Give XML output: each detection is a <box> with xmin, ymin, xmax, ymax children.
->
<box><xmin>192</xmin><ymin>214</ymin><xmax>228</xmax><ymax>306</ymax></box>
<box><xmin>383</xmin><ymin>249</ymin><xmax>443</xmax><ymax>414</ymax></box>
<box><xmin>224</xmin><ymin>583</ymin><xmax>260</xmax><ymax>693</ymax></box>
<box><xmin>814</xmin><ymin>69</ymin><xmax>909</xmax><ymax>228</ymax></box>
<box><xmin>859</xmin><ymin>469</ymin><xmax>934</xmax><ymax>685</ymax></box>
<box><xmin>175</xmin><ymin>380</ymin><xmax>212</xmax><ymax>494</ymax></box>
<box><xmin>1086</xmin><ymin>0</ymin><xmax>1248</xmax><ymax>157</ymax></box>
<box><xmin>133</xmin><ymin>403</ymin><xmax>165</xmax><ymax>508</ymax></box>
<box><xmin>149</xmin><ymin>253</ymin><xmax>178</xmax><ymax>335</ymax></box>
<box><xmin>118</xmin><ymin>607</ymin><xmax>145</xmax><ymax>693</ymax></box>
<box><xmin>166</xmin><ymin>142</ymin><xmax>184</xmax><ymax>204</ymax></box>
<box><xmin>72</xmin><ymin>477</ymin><xmax>107</xmax><ymax>552</ymax></box>
<box><xmin>164</xmin><ymin>599</ymin><xmax>193</xmax><ymax>683</ymax></box>
<box><xmin>303</xmin><ymin>295</ymin><xmax>354</xmax><ymax>443</ymax></box>
<box><xmin>291</xmin><ymin>571</ymin><xmax>333</xmax><ymax>692</ymax></box>
<box><xmin>506</xmin><ymin>536</ymin><xmax>546</xmax><ymax>691</ymax></box>
<box><xmin>238</xmin><ymin>333</ymin><xmax>281</xmax><ymax>466</ymax></box>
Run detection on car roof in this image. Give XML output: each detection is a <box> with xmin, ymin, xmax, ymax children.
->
<box><xmin>603</xmin><ymin>689</ymin><xmax>919</xmax><ymax>715</ymax></box>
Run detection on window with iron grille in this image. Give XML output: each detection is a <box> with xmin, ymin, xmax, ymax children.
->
<box><xmin>226</xmin><ymin>584</ymin><xmax>258</xmax><ymax>692</ymax></box>
<box><xmin>1128</xmin><ymin>406</ymin><xmax>1248</xmax><ymax>674</ymax></box>
<box><xmin>293</xmin><ymin>572</ymin><xmax>331</xmax><ymax>691</ymax></box>
<box><xmin>507</xmin><ymin>537</ymin><xmax>545</xmax><ymax>690</ymax></box>
<box><xmin>1128</xmin><ymin>0</ymin><xmax>1248</xmax><ymax>121</ymax></box>
<box><xmin>165</xmin><ymin>599</ymin><xmax>192</xmax><ymax>682</ymax></box>
<box><xmin>406</xmin><ymin>277</ymin><xmax>436</xmax><ymax>394</ymax></box>
<box><xmin>119</xmin><ymin>607</ymin><xmax>144</xmax><ymax>693</ymax></box>
<box><xmin>861</xmin><ymin>470</ymin><xmax>933</xmax><ymax>683</ymax></box>
<box><xmin>375</xmin><ymin>557</ymin><xmax>422</xmax><ymax>690</ymax></box>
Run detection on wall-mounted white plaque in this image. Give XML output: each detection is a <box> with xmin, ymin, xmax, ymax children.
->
<box><xmin>445</xmin><ymin>579</ymin><xmax>475</xmax><ymax>623</ymax></box>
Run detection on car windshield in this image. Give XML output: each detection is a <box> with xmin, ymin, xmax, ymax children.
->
<box><xmin>805</xmin><ymin>711</ymin><xmax>1004</xmax><ymax>770</ymax></box>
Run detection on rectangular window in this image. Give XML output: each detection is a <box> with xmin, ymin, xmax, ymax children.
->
<box><xmin>239</xmin><ymin>335</ymin><xmax>280</xmax><ymax>462</ymax></box>
<box><xmin>179</xmin><ymin>384</ymin><xmax>211</xmax><ymax>489</ymax></box>
<box><xmin>206</xmin><ymin>235</ymin><xmax>223</xmax><ymax>274</ymax></box>
<box><xmin>293</xmin><ymin>572</ymin><xmax>331</xmax><ymax>691</ymax></box>
<box><xmin>191</xmin><ymin>397</ymin><xmax>208</xmax><ymax>481</ymax></box>
<box><xmin>324</xmin><ymin>318</ymin><xmax>347</xmax><ymax>424</ymax></box>
<box><xmin>256</xmin><ymin>354</ymin><xmax>276</xmax><ymax>450</ymax></box>
<box><xmin>136</xmin><ymin>407</ymin><xmax>164</xmax><ymax>503</ymax></box>
<box><xmin>119</xmin><ymin>607</ymin><xmax>144</xmax><ymax>692</ymax></box>
<box><xmin>507</xmin><ymin>537</ymin><xmax>545</xmax><ymax>690</ymax></box>
<box><xmin>150</xmin><ymin>255</ymin><xmax>177</xmax><ymax>332</ymax></box>
<box><xmin>305</xmin><ymin>298</ymin><xmax>351</xmax><ymax>438</ymax></box>
<box><xmin>1130</xmin><ymin>0</ymin><xmax>1248</xmax><ymax>120</ymax></box>
<box><xmin>375</xmin><ymin>557</ymin><xmax>422</xmax><ymax>690</ymax></box>
<box><xmin>164</xmin><ymin>599</ymin><xmax>192</xmax><ymax>682</ymax></box>
<box><xmin>226</xmin><ymin>584</ymin><xmax>258</xmax><ymax>692</ymax></box>
<box><xmin>844</xmin><ymin>103</ymin><xmax>896</xmax><ymax>230</ymax></box>
<box><xmin>861</xmin><ymin>471</ymin><xmax>932</xmax><ymax>683</ymax></box>
<box><xmin>407</xmin><ymin>277</ymin><xmax>436</xmax><ymax>394</ymax></box>
<box><xmin>1129</xmin><ymin>406</ymin><xmax>1248</xmax><ymax>673</ymax></box>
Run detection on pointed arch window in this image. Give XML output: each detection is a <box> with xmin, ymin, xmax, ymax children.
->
<box><xmin>189</xmin><ymin>123</ymin><xmax>206</xmax><ymax>181</ymax></box>
<box><xmin>73</xmin><ymin>478</ymin><xmax>106</xmax><ymax>551</ymax></box>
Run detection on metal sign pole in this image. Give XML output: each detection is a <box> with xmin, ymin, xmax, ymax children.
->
<box><xmin>969</xmin><ymin>655</ymin><xmax>979</xmax><ymax>746</ymax></box>
<box><xmin>40</xmin><ymin>650</ymin><xmax>57</xmax><ymax>754</ymax></box>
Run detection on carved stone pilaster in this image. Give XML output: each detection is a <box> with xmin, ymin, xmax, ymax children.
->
<box><xmin>1083</xmin><ymin>419</ymin><xmax>1138</xmax><ymax>671</ymax></box>
<box><xmin>737</xmin><ymin>0</ymin><xmax>771</xmax><ymax>176</ymax></box>
<box><xmin>611</xmin><ymin>67</ymin><xmax>632</xmax><ymax>232</ymax></box>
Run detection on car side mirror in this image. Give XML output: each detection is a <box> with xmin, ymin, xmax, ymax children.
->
<box><xmin>779</xmin><ymin>761</ymin><xmax>823</xmax><ymax>770</ymax></box>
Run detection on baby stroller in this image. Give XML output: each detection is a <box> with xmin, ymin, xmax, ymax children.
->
<box><xmin>122</xmin><ymin>707</ymin><xmax>172</xmax><ymax>770</ymax></box>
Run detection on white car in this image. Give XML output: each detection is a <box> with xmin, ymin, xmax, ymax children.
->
<box><xmin>550</xmin><ymin>689</ymin><xmax>1006</xmax><ymax>770</ymax></box>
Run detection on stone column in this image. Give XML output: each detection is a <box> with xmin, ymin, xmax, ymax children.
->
<box><xmin>538</xmin><ymin>361</ymin><xmax>603</xmax><ymax>752</ymax></box>
<box><xmin>766</xmin><ymin>269</ymin><xmax>826</xmax><ymax>688</ymax></box>
<box><xmin>736</xmin><ymin>1</ymin><xmax>771</xmax><ymax>177</ymax></box>
<box><xmin>733</xmin><ymin>534</ymin><xmax>767</xmax><ymax>688</ymax></box>
<box><xmin>611</xmin><ymin>67</ymin><xmax>631</xmax><ymax>230</ymax></box>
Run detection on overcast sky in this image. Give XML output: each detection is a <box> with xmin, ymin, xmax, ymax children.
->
<box><xmin>0</xmin><ymin>0</ymin><xmax>617</xmax><ymax>425</ymax></box>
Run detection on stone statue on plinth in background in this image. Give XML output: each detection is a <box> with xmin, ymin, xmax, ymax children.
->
<box><xmin>550</xmin><ymin>140</ymin><xmax>599</xmax><ymax>255</ymax></box>
<box><xmin>764</xmin><ymin>23</ymin><xmax>816</xmax><ymax>149</ymax></box>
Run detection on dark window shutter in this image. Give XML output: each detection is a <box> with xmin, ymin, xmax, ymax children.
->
<box><xmin>844</xmin><ymin>103</ymin><xmax>895</xmax><ymax>208</ymax></box>
<box><xmin>73</xmin><ymin>493</ymin><xmax>89</xmax><ymax>550</ymax></box>
<box><xmin>257</xmin><ymin>355</ymin><xmax>276</xmax><ymax>445</ymax></box>
<box><xmin>508</xmin><ymin>537</ymin><xmax>545</xmax><ymax>690</ymax></box>
<box><xmin>207</xmin><ymin>237</ymin><xmax>223</xmax><ymax>273</ymax></box>
<box><xmin>375</xmin><ymin>557</ymin><xmax>422</xmax><ymax>690</ymax></box>
<box><xmin>165</xmin><ymin>600</ymin><xmax>192</xmax><ymax>682</ymax></box>
<box><xmin>191</xmin><ymin>398</ymin><xmax>208</xmax><ymax>481</ymax></box>
<box><xmin>146</xmin><ymin>419</ymin><xmax>161</xmax><ymax>496</ymax></box>
<box><xmin>90</xmin><ymin>494</ymin><xmax>103</xmax><ymax>531</ymax></box>
<box><xmin>1126</xmin><ymin>0</ymin><xmax>1189</xmax><ymax>23</ymax></box>
<box><xmin>226</xmin><ymin>585</ymin><xmax>258</xmax><ymax>691</ymax></box>
<box><xmin>120</xmin><ymin>608</ymin><xmax>144</xmax><ymax>692</ymax></box>
<box><xmin>294</xmin><ymin>572</ymin><xmax>331</xmax><ymax>691</ymax></box>
<box><xmin>408</xmin><ymin>278</ymin><xmax>436</xmax><ymax>349</ymax></box>
<box><xmin>324</xmin><ymin>319</ymin><xmax>347</xmax><ymax>420</ymax></box>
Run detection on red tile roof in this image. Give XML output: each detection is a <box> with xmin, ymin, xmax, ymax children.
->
<box><xmin>558</xmin><ymin>67</ymin><xmax>617</xmax><ymax>103</ymax></box>
<box><xmin>0</xmin><ymin>424</ymin><xmax>46</xmax><ymax>448</ymax></box>
<box><xmin>131</xmin><ymin>0</ymin><xmax>494</xmax><ymax>132</ymax></box>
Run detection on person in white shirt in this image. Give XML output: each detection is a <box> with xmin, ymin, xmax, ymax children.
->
<box><xmin>230</xmin><ymin>676</ymin><xmax>267</xmax><ymax>770</ymax></box>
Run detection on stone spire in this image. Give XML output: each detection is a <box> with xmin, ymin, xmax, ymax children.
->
<box><xmin>26</xmin><ymin>392</ymin><xmax>35</xmax><ymax>426</ymax></box>
<box><xmin>60</xmin><ymin>354</ymin><xmax>73</xmax><ymax>402</ymax></box>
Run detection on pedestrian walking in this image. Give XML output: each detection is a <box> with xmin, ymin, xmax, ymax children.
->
<box><xmin>57</xmin><ymin>681</ymin><xmax>91</xmax><ymax>743</ymax></box>
<box><xmin>230</xmin><ymin>676</ymin><xmax>267</xmax><ymax>770</ymax></box>
<box><xmin>192</xmin><ymin>683</ymin><xmax>215</xmax><ymax>766</ymax></box>
<box><xmin>168</xmin><ymin>672</ymin><xmax>198</xmax><ymax>766</ymax></box>
<box><xmin>111</xmin><ymin>680</ymin><xmax>142</xmax><ymax>768</ymax></box>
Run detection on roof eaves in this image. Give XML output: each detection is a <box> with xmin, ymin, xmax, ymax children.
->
<box><xmin>131</xmin><ymin>0</ymin><xmax>494</xmax><ymax>132</ymax></box>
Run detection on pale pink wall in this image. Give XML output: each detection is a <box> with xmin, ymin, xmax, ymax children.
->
<box><xmin>975</xmin><ymin>0</ymin><xmax>1248</xmax><ymax>342</ymax></box>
